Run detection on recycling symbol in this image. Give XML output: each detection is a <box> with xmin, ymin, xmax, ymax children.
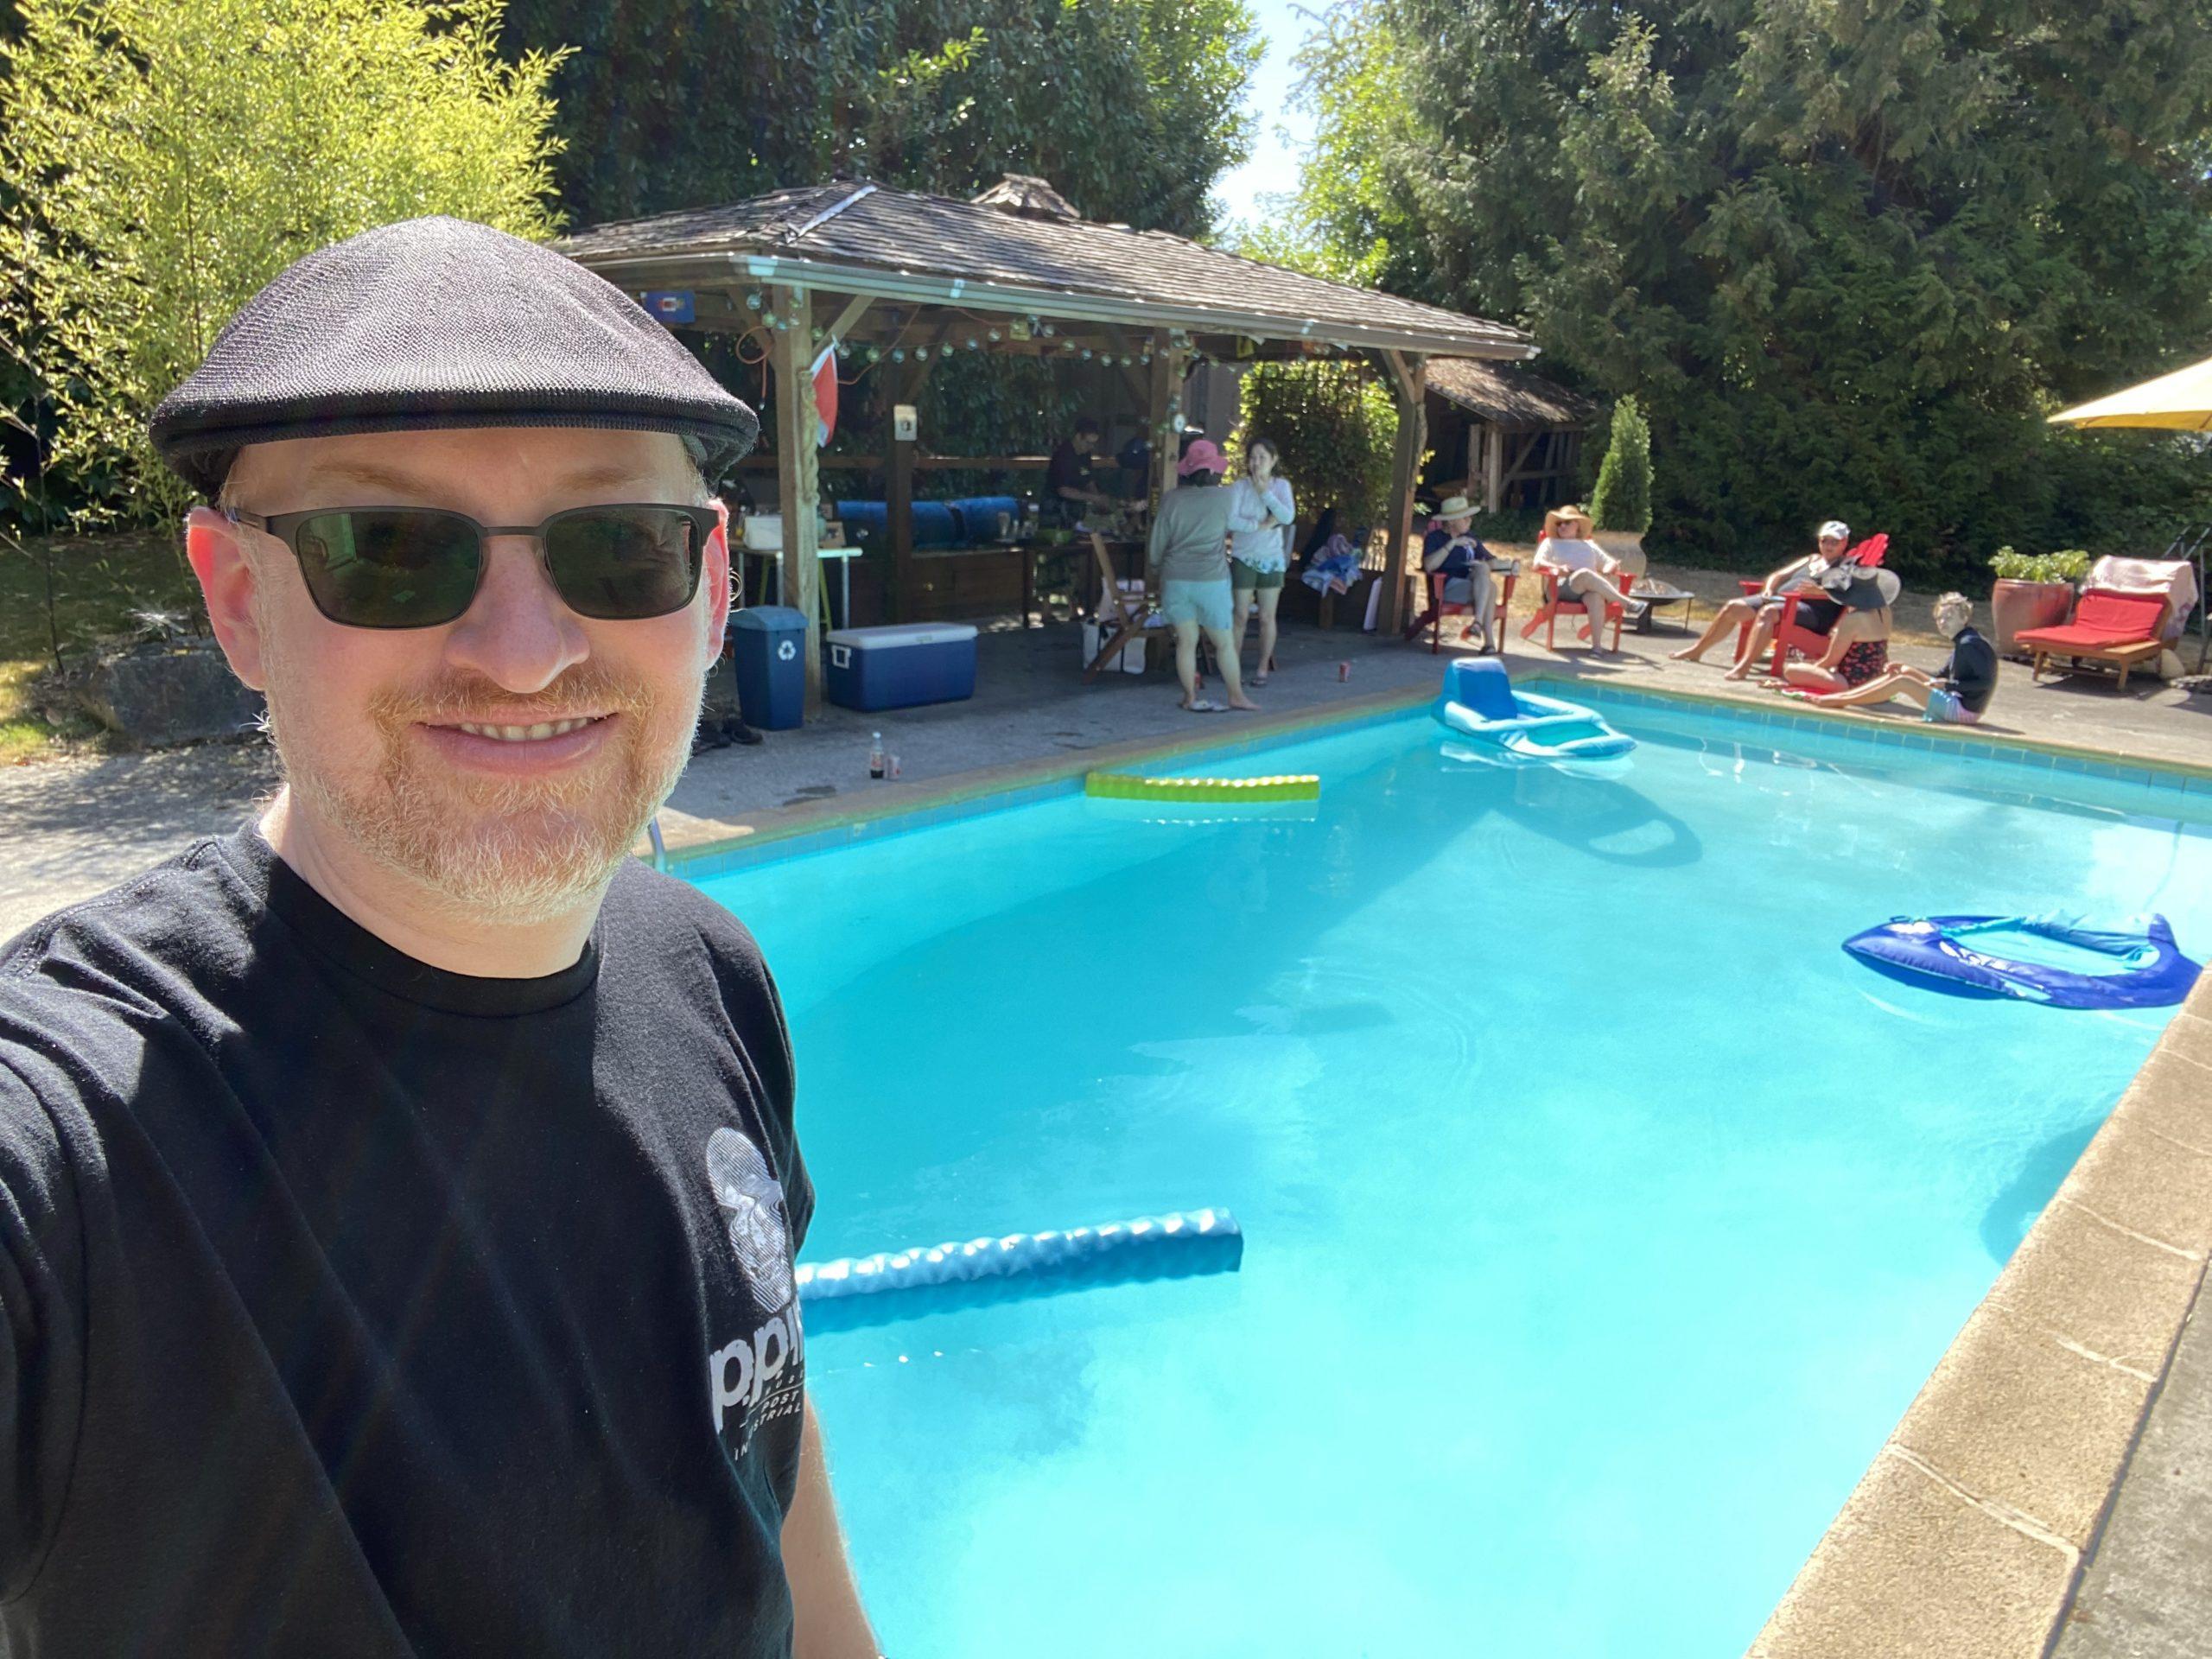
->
<box><xmin>777</xmin><ymin>640</ymin><xmax>798</xmax><ymax>661</ymax></box>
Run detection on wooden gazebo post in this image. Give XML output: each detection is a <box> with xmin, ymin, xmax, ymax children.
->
<box><xmin>769</xmin><ymin>285</ymin><xmax>823</xmax><ymax>704</ymax></box>
<box><xmin>1377</xmin><ymin>350</ymin><xmax>1427</xmax><ymax>635</ymax></box>
<box><xmin>1147</xmin><ymin>327</ymin><xmax>1184</xmax><ymax>510</ymax></box>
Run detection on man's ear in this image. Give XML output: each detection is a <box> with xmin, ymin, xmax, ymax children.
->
<box><xmin>184</xmin><ymin>507</ymin><xmax>268</xmax><ymax>690</ymax></box>
<box><xmin>702</xmin><ymin>500</ymin><xmax>733</xmax><ymax>669</ymax></box>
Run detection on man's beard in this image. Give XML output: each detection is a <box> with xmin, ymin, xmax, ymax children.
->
<box><xmin>265</xmin><ymin>657</ymin><xmax>697</xmax><ymax>925</ymax></box>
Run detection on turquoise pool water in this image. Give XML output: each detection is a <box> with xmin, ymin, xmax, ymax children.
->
<box><xmin>690</xmin><ymin>697</ymin><xmax>2212</xmax><ymax>1658</ymax></box>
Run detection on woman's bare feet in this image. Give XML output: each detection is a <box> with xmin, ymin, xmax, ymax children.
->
<box><xmin>1669</xmin><ymin>645</ymin><xmax>1704</xmax><ymax>662</ymax></box>
<box><xmin>1228</xmin><ymin>694</ymin><xmax>1261</xmax><ymax>711</ymax></box>
<box><xmin>1721</xmin><ymin>663</ymin><xmax>1753</xmax><ymax>681</ymax></box>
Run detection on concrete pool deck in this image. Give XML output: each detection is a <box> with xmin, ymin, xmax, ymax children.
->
<box><xmin>0</xmin><ymin>573</ymin><xmax>2207</xmax><ymax>1656</ymax></box>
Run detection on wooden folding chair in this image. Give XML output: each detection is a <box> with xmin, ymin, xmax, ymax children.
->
<box><xmin>1083</xmin><ymin>531</ymin><xmax>1193</xmax><ymax>682</ymax></box>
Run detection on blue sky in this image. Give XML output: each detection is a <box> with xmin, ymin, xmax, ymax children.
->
<box><xmin>1210</xmin><ymin>0</ymin><xmax>1321</xmax><ymax>227</ymax></box>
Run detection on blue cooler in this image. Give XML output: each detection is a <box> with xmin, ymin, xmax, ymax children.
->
<box><xmin>824</xmin><ymin>623</ymin><xmax>977</xmax><ymax>711</ymax></box>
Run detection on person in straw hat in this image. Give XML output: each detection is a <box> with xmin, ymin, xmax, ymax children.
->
<box><xmin>1403</xmin><ymin>493</ymin><xmax>1506</xmax><ymax>649</ymax></box>
<box><xmin>1533</xmin><ymin>503</ymin><xmax>1646</xmax><ymax>648</ymax></box>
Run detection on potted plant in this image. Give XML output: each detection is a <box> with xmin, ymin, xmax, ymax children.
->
<box><xmin>1988</xmin><ymin>546</ymin><xmax>2091</xmax><ymax>656</ymax></box>
<box><xmin>1589</xmin><ymin>395</ymin><xmax>1652</xmax><ymax>574</ymax></box>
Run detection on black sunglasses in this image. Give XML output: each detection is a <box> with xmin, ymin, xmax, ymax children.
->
<box><xmin>226</xmin><ymin>503</ymin><xmax>716</xmax><ymax>629</ymax></box>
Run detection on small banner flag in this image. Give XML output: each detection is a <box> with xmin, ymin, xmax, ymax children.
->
<box><xmin>642</xmin><ymin>289</ymin><xmax>696</xmax><ymax>326</ymax></box>
<box><xmin>810</xmin><ymin>344</ymin><xmax>838</xmax><ymax>448</ymax></box>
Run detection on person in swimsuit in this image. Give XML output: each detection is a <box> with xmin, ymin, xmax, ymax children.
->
<box><xmin>1808</xmin><ymin>593</ymin><xmax>1998</xmax><ymax>721</ymax></box>
<box><xmin>1782</xmin><ymin>571</ymin><xmax>1892</xmax><ymax>693</ymax></box>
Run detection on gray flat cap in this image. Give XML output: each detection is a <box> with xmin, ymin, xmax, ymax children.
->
<box><xmin>150</xmin><ymin>216</ymin><xmax>758</xmax><ymax>497</ymax></box>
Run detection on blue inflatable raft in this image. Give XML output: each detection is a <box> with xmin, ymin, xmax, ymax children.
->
<box><xmin>1843</xmin><ymin>914</ymin><xmax>2201</xmax><ymax>1009</ymax></box>
<box><xmin>1433</xmin><ymin>658</ymin><xmax>1636</xmax><ymax>765</ymax></box>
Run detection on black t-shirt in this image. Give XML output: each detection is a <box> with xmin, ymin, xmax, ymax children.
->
<box><xmin>1939</xmin><ymin>625</ymin><xmax>1999</xmax><ymax>713</ymax></box>
<box><xmin>1046</xmin><ymin>439</ymin><xmax>1091</xmax><ymax>503</ymax></box>
<box><xmin>0</xmin><ymin>829</ymin><xmax>812</xmax><ymax>1655</ymax></box>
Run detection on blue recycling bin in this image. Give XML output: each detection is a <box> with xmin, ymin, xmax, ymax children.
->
<box><xmin>729</xmin><ymin>606</ymin><xmax>809</xmax><ymax>731</ymax></box>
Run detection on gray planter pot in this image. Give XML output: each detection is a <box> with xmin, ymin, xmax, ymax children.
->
<box><xmin>81</xmin><ymin>639</ymin><xmax>264</xmax><ymax>748</ymax></box>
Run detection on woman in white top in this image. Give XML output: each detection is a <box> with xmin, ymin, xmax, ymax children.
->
<box><xmin>1226</xmin><ymin>435</ymin><xmax>1295</xmax><ymax>684</ymax></box>
<box><xmin>1532</xmin><ymin>503</ymin><xmax>1644</xmax><ymax>649</ymax></box>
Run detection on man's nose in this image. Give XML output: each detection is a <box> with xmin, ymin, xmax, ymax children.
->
<box><xmin>442</xmin><ymin>535</ymin><xmax>588</xmax><ymax>693</ymax></box>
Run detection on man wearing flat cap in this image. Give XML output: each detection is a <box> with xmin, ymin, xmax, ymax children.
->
<box><xmin>0</xmin><ymin>218</ymin><xmax>877</xmax><ymax>1655</ymax></box>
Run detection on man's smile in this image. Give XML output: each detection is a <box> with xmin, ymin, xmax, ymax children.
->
<box><xmin>448</xmin><ymin>715</ymin><xmax>604</xmax><ymax>743</ymax></box>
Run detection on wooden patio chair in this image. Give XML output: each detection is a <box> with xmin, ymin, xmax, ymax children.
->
<box><xmin>1082</xmin><ymin>531</ymin><xmax>1192</xmax><ymax>683</ymax></box>
<box><xmin>2014</xmin><ymin>589</ymin><xmax>2171</xmax><ymax>691</ymax></box>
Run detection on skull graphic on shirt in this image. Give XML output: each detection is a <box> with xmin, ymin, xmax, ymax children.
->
<box><xmin>706</xmin><ymin>1127</ymin><xmax>795</xmax><ymax>1308</ymax></box>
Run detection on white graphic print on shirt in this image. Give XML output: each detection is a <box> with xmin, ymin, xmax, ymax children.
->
<box><xmin>703</xmin><ymin>1127</ymin><xmax>805</xmax><ymax>1459</ymax></box>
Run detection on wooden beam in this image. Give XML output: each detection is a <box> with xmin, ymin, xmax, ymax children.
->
<box><xmin>1484</xmin><ymin>423</ymin><xmax>1504</xmax><ymax>512</ymax></box>
<box><xmin>887</xmin><ymin>366</ymin><xmax>918</xmax><ymax>626</ymax></box>
<box><xmin>818</xmin><ymin>293</ymin><xmax>874</xmax><ymax>348</ymax></box>
<box><xmin>1146</xmin><ymin>329</ymin><xmax>1184</xmax><ymax>518</ymax></box>
<box><xmin>1378</xmin><ymin>350</ymin><xmax>1427</xmax><ymax>634</ymax></box>
<box><xmin>770</xmin><ymin>284</ymin><xmax>823</xmax><ymax>705</ymax></box>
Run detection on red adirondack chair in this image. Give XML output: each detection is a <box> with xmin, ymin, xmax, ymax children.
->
<box><xmin>1421</xmin><ymin>566</ymin><xmax>1519</xmax><ymax>653</ymax></box>
<box><xmin>1522</xmin><ymin>566</ymin><xmax>1626</xmax><ymax>652</ymax></box>
<box><xmin>1735</xmin><ymin>534</ymin><xmax>1891</xmax><ymax>677</ymax></box>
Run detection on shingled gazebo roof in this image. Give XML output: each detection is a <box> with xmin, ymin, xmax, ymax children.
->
<box><xmin>558</xmin><ymin>179</ymin><xmax>1533</xmax><ymax>360</ymax></box>
<box><xmin>1427</xmin><ymin>357</ymin><xmax>1594</xmax><ymax>429</ymax></box>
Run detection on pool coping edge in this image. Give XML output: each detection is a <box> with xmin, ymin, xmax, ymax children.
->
<box><xmin>1746</xmin><ymin>981</ymin><xmax>2212</xmax><ymax>1659</ymax></box>
<box><xmin>648</xmin><ymin>675</ymin><xmax>2212</xmax><ymax>877</ymax></box>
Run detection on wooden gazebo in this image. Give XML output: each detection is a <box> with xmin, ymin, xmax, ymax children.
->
<box><xmin>1425</xmin><ymin>358</ymin><xmax>1595</xmax><ymax>513</ymax></box>
<box><xmin>559</xmin><ymin>176</ymin><xmax>1532</xmax><ymax>695</ymax></box>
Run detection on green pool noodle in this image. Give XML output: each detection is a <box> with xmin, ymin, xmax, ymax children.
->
<box><xmin>1085</xmin><ymin>771</ymin><xmax>1321</xmax><ymax>803</ymax></box>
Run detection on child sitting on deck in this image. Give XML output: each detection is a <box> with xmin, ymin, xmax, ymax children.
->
<box><xmin>1806</xmin><ymin>593</ymin><xmax>1998</xmax><ymax>723</ymax></box>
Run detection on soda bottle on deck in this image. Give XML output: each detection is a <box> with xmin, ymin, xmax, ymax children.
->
<box><xmin>868</xmin><ymin>733</ymin><xmax>886</xmax><ymax>779</ymax></box>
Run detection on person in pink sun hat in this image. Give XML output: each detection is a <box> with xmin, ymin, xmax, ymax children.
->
<box><xmin>1146</xmin><ymin>436</ymin><xmax>1258</xmax><ymax>712</ymax></box>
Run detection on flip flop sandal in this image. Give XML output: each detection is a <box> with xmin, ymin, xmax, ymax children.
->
<box><xmin>1182</xmin><ymin>699</ymin><xmax>1226</xmax><ymax>713</ymax></box>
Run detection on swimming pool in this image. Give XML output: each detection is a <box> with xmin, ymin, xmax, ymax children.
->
<box><xmin>688</xmin><ymin>693</ymin><xmax>2212</xmax><ymax>1657</ymax></box>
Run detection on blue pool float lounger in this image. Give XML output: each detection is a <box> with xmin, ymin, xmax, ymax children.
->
<box><xmin>1843</xmin><ymin>914</ymin><xmax>2201</xmax><ymax>1009</ymax></box>
<box><xmin>797</xmin><ymin>1208</ymin><xmax>1243</xmax><ymax>1332</ymax></box>
<box><xmin>1433</xmin><ymin>658</ymin><xmax>1636</xmax><ymax>764</ymax></box>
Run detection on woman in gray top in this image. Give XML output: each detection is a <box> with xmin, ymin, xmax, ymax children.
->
<box><xmin>1147</xmin><ymin>438</ymin><xmax>1257</xmax><ymax>711</ymax></box>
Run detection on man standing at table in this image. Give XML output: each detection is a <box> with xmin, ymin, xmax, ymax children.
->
<box><xmin>0</xmin><ymin>218</ymin><xmax>876</xmax><ymax>1656</ymax></box>
<box><xmin>1046</xmin><ymin>414</ymin><xmax>1116</xmax><ymax>523</ymax></box>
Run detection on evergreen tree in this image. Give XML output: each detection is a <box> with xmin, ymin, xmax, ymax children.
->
<box><xmin>1590</xmin><ymin>394</ymin><xmax>1650</xmax><ymax>535</ymax></box>
<box><xmin>1296</xmin><ymin>0</ymin><xmax>2212</xmax><ymax>574</ymax></box>
<box><xmin>499</xmin><ymin>0</ymin><xmax>1262</xmax><ymax>237</ymax></box>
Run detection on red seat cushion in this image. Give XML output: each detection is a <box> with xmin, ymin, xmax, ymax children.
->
<box><xmin>2069</xmin><ymin>590</ymin><xmax>2164</xmax><ymax>635</ymax></box>
<box><xmin>2014</xmin><ymin>623</ymin><xmax>2158</xmax><ymax>652</ymax></box>
<box><xmin>2018</xmin><ymin>589</ymin><xmax>2164</xmax><ymax>650</ymax></box>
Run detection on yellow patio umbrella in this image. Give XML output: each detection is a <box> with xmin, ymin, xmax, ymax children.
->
<box><xmin>2049</xmin><ymin>353</ymin><xmax>2212</xmax><ymax>429</ymax></box>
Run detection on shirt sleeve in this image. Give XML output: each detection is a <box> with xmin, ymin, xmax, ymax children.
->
<box><xmin>0</xmin><ymin>1051</ymin><xmax>86</xmax><ymax>1599</ymax></box>
<box><xmin>1224</xmin><ymin>482</ymin><xmax>1262</xmax><ymax>534</ymax></box>
<box><xmin>1274</xmin><ymin>480</ymin><xmax>1294</xmax><ymax>525</ymax></box>
<box><xmin>1146</xmin><ymin>500</ymin><xmax>1168</xmax><ymax>574</ymax></box>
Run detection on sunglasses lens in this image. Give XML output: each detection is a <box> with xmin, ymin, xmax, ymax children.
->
<box><xmin>543</xmin><ymin>507</ymin><xmax>702</xmax><ymax>620</ymax></box>
<box><xmin>290</xmin><ymin>510</ymin><xmax>481</xmax><ymax>627</ymax></box>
